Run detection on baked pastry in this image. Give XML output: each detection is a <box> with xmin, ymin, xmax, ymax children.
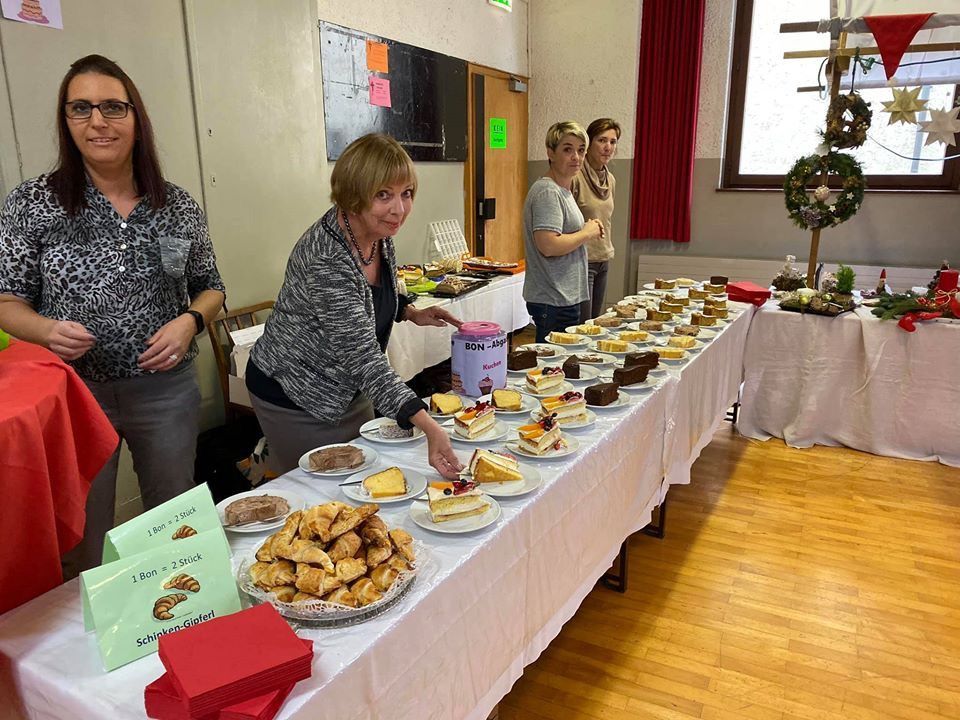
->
<box><xmin>292</xmin><ymin>591</ymin><xmax>321</xmax><ymax>604</ymax></box>
<box><xmin>517</xmin><ymin>416</ymin><xmax>564</xmax><ymax>455</ymax></box>
<box><xmin>668</xmin><ymin>336</ymin><xmax>696</xmax><ymax>349</ymax></box>
<box><xmin>673</xmin><ymin>324</ymin><xmax>700</xmax><ymax>337</ymax></box>
<box><xmin>688</xmin><ymin>288</ymin><xmax>710</xmax><ymax>300</ymax></box>
<box><xmin>538</xmin><ymin>391</ymin><xmax>588</xmax><ymax>425</ymax></box>
<box><xmin>270</xmin><ymin>585</ymin><xmax>297</xmax><ymax>603</ymax></box>
<box><xmin>646</xmin><ymin>309</ymin><xmax>673</xmax><ymax>322</ymax></box>
<box><xmin>617</xmin><ymin>330</ymin><xmax>648</xmax><ymax>343</ymax></box>
<box><xmin>491</xmin><ymin>388</ymin><xmax>522</xmax><ymax>411</ymax></box>
<box><xmin>525</xmin><ymin>366</ymin><xmax>565</xmax><ymax>393</ymax></box>
<box><xmin>529</xmin><ymin>345</ymin><xmax>557</xmax><ymax>358</ymax></box>
<box><xmin>638</xmin><ymin>320</ymin><xmax>663</xmax><ymax>332</ymax></box>
<box><xmin>571</xmin><ymin>353</ymin><xmax>606</xmax><ymax>364</ymax></box>
<box><xmin>507</xmin><ymin>348</ymin><xmax>537</xmax><ymax>371</ymax></box>
<box><xmin>584</xmin><ymin>382</ymin><xmax>619</xmax><ymax>406</ymax></box>
<box><xmin>654</xmin><ymin>347</ymin><xmax>685</xmax><ymax>359</ymax></box>
<box><xmin>593</xmin><ymin>316</ymin><xmax>622</xmax><ymax>328</ymax></box>
<box><xmin>666</xmin><ymin>294</ymin><xmax>690</xmax><ymax>307</ymax></box>
<box><xmin>453</xmin><ymin>401</ymin><xmax>496</xmax><ymax>439</ymax></box>
<box><xmin>467</xmin><ymin>449</ymin><xmax>523</xmax><ymax>483</ymax></box>
<box><xmin>362</xmin><ymin>467</ymin><xmax>408</xmax><ymax>498</ymax></box>
<box><xmin>561</xmin><ymin>355</ymin><xmax>580</xmax><ymax>379</ymax></box>
<box><xmin>597</xmin><ymin>339</ymin><xmax>629</xmax><ymax>353</ymax></box>
<box><xmin>613</xmin><ymin>364</ymin><xmax>649</xmax><ymax>387</ymax></box>
<box><xmin>389</xmin><ymin>529</ymin><xmax>415</xmax><ymax>563</ymax></box>
<box><xmin>335</xmin><ymin>557</ymin><xmax>368</xmax><ymax>584</ymax></box>
<box><xmin>710</xmin><ymin>275</ymin><xmax>728</xmax><ymax>286</ymax></box>
<box><xmin>379</xmin><ymin>419</ymin><xmax>414</xmax><ymax>439</ymax></box>
<box><xmin>224</xmin><ymin>494</ymin><xmax>290</xmax><ymax>526</ymax></box>
<box><xmin>369</xmin><ymin>563</ymin><xmax>400</xmax><ymax>592</ymax></box>
<box><xmin>326</xmin><ymin>531</ymin><xmax>362</xmax><ymax>562</ymax></box>
<box><xmin>691</xmin><ymin>313</ymin><xmax>717</xmax><ymax>327</ymax></box>
<box><xmin>675</xmin><ymin>277</ymin><xmax>696</xmax><ymax>287</ymax></box>
<box><xmin>435</xmin><ymin>277</ymin><xmax>473</xmax><ymax>295</ymax></box>
<box><xmin>703</xmin><ymin>306</ymin><xmax>729</xmax><ymax>318</ymax></box>
<box><xmin>654</xmin><ymin>278</ymin><xmax>676</xmax><ymax>289</ymax></box>
<box><xmin>298</xmin><ymin>504</ymin><xmax>338</xmax><ymax>543</ymax></box>
<box><xmin>624</xmin><ymin>351</ymin><xmax>659</xmax><ymax>370</ymax></box>
<box><xmin>426</xmin><ymin>480</ymin><xmax>489</xmax><ymax>522</ymax></box>
<box><xmin>615</xmin><ymin>304</ymin><xmax>640</xmax><ymax>319</ymax></box>
<box><xmin>323</xmin><ymin>586</ymin><xmax>358</xmax><ymax>608</ymax></box>
<box><xmin>430</xmin><ymin>393</ymin><xmax>463</xmax><ymax>415</ymax></box>
<box><xmin>704</xmin><ymin>297</ymin><xmax>727</xmax><ymax>309</ymax></box>
<box><xmin>574</xmin><ymin>324</ymin><xmax>603</xmax><ymax>336</ymax></box>
<box><xmin>704</xmin><ymin>283</ymin><xmax>726</xmax><ymax>294</ymax></box>
<box><xmin>351</xmin><ymin>577</ymin><xmax>383</xmax><ymax>607</ymax></box>
<box><xmin>309</xmin><ymin>445</ymin><xmax>364</xmax><ymax>472</ymax></box>
<box><xmin>547</xmin><ymin>331</ymin><xmax>580</xmax><ymax>345</ymax></box>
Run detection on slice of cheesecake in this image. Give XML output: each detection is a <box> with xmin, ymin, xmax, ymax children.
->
<box><xmin>453</xmin><ymin>401</ymin><xmax>496</xmax><ymax>439</ymax></box>
<box><xmin>525</xmin><ymin>367</ymin><xmax>565</xmax><ymax>393</ymax></box>
<box><xmin>362</xmin><ymin>467</ymin><xmax>408</xmax><ymax>498</ymax></box>
<box><xmin>468</xmin><ymin>449</ymin><xmax>523</xmax><ymax>483</ymax></box>
<box><xmin>517</xmin><ymin>416</ymin><xmax>563</xmax><ymax>455</ymax></box>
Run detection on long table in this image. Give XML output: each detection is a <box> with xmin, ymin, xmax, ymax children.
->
<box><xmin>738</xmin><ymin>304</ymin><xmax>960</xmax><ymax>467</ymax></box>
<box><xmin>0</xmin><ymin>304</ymin><xmax>752</xmax><ymax>720</ymax></box>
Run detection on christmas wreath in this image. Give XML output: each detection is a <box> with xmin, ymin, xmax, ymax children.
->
<box><xmin>784</xmin><ymin>152</ymin><xmax>866</xmax><ymax>230</ymax></box>
<box><xmin>821</xmin><ymin>93</ymin><xmax>872</xmax><ymax>149</ymax></box>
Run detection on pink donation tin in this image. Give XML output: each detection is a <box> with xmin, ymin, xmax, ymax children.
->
<box><xmin>450</xmin><ymin>321</ymin><xmax>507</xmax><ymax>397</ymax></box>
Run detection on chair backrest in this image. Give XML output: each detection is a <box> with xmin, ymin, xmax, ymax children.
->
<box><xmin>206</xmin><ymin>301</ymin><xmax>275</xmax><ymax>419</ymax></box>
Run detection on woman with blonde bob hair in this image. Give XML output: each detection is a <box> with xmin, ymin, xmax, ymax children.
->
<box><xmin>247</xmin><ymin>133</ymin><xmax>463</xmax><ymax>478</ymax></box>
<box><xmin>521</xmin><ymin>121</ymin><xmax>604</xmax><ymax>342</ymax></box>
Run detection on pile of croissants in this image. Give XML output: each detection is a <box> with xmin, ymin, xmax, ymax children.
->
<box><xmin>250</xmin><ymin>501</ymin><xmax>415</xmax><ymax>609</ymax></box>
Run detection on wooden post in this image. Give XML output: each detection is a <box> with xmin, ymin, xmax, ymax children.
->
<box><xmin>806</xmin><ymin>228</ymin><xmax>821</xmax><ymax>288</ymax></box>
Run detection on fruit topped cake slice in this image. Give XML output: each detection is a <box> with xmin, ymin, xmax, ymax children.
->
<box><xmin>467</xmin><ymin>449</ymin><xmax>523</xmax><ymax>483</ymax></box>
<box><xmin>516</xmin><ymin>415</ymin><xmax>565</xmax><ymax>455</ymax></box>
<box><xmin>453</xmin><ymin>401</ymin><xmax>496</xmax><ymax>439</ymax></box>
<box><xmin>538</xmin><ymin>391</ymin><xmax>587</xmax><ymax>425</ymax></box>
<box><xmin>426</xmin><ymin>480</ymin><xmax>489</xmax><ymax>522</ymax></box>
<box><xmin>525</xmin><ymin>366</ymin><xmax>565</xmax><ymax>393</ymax></box>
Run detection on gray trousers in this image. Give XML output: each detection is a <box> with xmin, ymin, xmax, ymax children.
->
<box><xmin>61</xmin><ymin>363</ymin><xmax>200</xmax><ymax>578</ymax></box>
<box><xmin>579</xmin><ymin>260</ymin><xmax>610</xmax><ymax>323</ymax></box>
<box><xmin>250</xmin><ymin>392</ymin><xmax>374</xmax><ymax>475</ymax></box>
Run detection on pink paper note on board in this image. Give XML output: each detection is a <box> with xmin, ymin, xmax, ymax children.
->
<box><xmin>369</xmin><ymin>77</ymin><xmax>392</xmax><ymax>108</ymax></box>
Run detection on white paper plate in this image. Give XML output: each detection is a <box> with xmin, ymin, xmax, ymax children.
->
<box><xmin>410</xmin><ymin>495</ymin><xmax>502</xmax><ymax>534</ymax></box>
<box><xmin>475</xmin><ymin>392</ymin><xmax>539</xmax><ymax>415</ymax></box>
<box><xmin>340</xmin><ymin>466</ymin><xmax>428</xmax><ymax>504</ymax></box>
<box><xmin>505</xmin><ymin>434</ymin><xmax>580</xmax><ymax>460</ymax></box>
<box><xmin>298</xmin><ymin>443</ymin><xmax>380</xmax><ymax>477</ymax></box>
<box><xmin>516</xmin><ymin>343</ymin><xmax>568</xmax><ymax>360</ymax></box>
<box><xmin>421</xmin><ymin>395</ymin><xmax>473</xmax><ymax>419</ymax></box>
<box><xmin>217</xmin><ymin>489</ymin><xmax>305</xmax><ymax>533</ymax></box>
<box><xmin>531</xmin><ymin>408</ymin><xmax>597</xmax><ymax>430</ymax></box>
<box><xmin>447</xmin><ymin>419</ymin><xmax>510</xmax><ymax>443</ymax></box>
<box><xmin>588</xmin><ymin>340</ymin><xmax>638</xmax><ymax>357</ymax></box>
<box><xmin>585</xmin><ymin>391</ymin><xmax>632</xmax><ymax>410</ymax></box>
<box><xmin>359</xmin><ymin>418</ymin><xmax>426</xmax><ymax>444</ymax></box>
<box><xmin>514</xmin><ymin>380</ymin><xmax>576</xmax><ymax>398</ymax></box>
<box><xmin>564</xmin><ymin>325</ymin><xmax>609</xmax><ymax>338</ymax></box>
<box><xmin>475</xmin><ymin>463</ymin><xmax>542</xmax><ymax>498</ymax></box>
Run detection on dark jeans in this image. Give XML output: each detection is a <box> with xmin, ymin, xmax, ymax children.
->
<box><xmin>579</xmin><ymin>261</ymin><xmax>610</xmax><ymax>323</ymax></box>
<box><xmin>526</xmin><ymin>302</ymin><xmax>581</xmax><ymax>343</ymax></box>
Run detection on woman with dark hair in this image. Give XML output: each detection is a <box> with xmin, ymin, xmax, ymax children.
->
<box><xmin>0</xmin><ymin>55</ymin><xmax>226</xmax><ymax>575</ymax></box>
<box><xmin>572</xmin><ymin>118</ymin><xmax>620</xmax><ymax>321</ymax></box>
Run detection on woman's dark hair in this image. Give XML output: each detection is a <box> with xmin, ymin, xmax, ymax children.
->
<box><xmin>586</xmin><ymin>118</ymin><xmax>622</xmax><ymax>143</ymax></box>
<box><xmin>49</xmin><ymin>54</ymin><xmax>165</xmax><ymax>215</ymax></box>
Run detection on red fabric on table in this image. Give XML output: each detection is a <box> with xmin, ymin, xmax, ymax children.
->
<box><xmin>864</xmin><ymin>13</ymin><xmax>934</xmax><ymax>80</ymax></box>
<box><xmin>726</xmin><ymin>281</ymin><xmax>772</xmax><ymax>307</ymax></box>
<box><xmin>0</xmin><ymin>340</ymin><xmax>118</xmax><ymax>614</ymax></box>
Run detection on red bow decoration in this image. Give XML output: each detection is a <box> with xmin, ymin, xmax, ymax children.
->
<box><xmin>898</xmin><ymin>311</ymin><xmax>942</xmax><ymax>332</ymax></box>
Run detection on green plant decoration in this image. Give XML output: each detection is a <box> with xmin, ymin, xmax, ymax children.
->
<box><xmin>835</xmin><ymin>264</ymin><xmax>856</xmax><ymax>294</ymax></box>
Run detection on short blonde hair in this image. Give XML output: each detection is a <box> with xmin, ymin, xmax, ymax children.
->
<box><xmin>331</xmin><ymin>133</ymin><xmax>418</xmax><ymax>213</ymax></box>
<box><xmin>544</xmin><ymin>121</ymin><xmax>588</xmax><ymax>152</ymax></box>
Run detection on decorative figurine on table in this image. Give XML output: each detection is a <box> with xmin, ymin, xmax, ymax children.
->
<box><xmin>771</xmin><ymin>255</ymin><xmax>806</xmax><ymax>292</ymax></box>
<box><xmin>872</xmin><ymin>260</ymin><xmax>959</xmax><ymax>331</ymax></box>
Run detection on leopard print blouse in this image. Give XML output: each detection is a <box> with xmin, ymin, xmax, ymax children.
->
<box><xmin>0</xmin><ymin>175</ymin><xmax>226</xmax><ymax>382</ymax></box>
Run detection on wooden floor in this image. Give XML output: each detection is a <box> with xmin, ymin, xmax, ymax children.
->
<box><xmin>499</xmin><ymin>428</ymin><xmax>960</xmax><ymax>720</ymax></box>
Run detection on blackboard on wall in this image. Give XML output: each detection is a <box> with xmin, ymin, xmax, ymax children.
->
<box><xmin>319</xmin><ymin>22</ymin><xmax>468</xmax><ymax>162</ymax></box>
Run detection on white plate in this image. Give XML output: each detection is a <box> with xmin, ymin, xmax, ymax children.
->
<box><xmin>588</xmin><ymin>340</ymin><xmax>638</xmax><ymax>357</ymax></box>
<box><xmin>420</xmin><ymin>395</ymin><xmax>473</xmax><ymax>419</ymax></box>
<box><xmin>531</xmin><ymin>408</ymin><xmax>597</xmax><ymax>430</ymax></box>
<box><xmin>340</xmin><ymin>466</ymin><xmax>428</xmax><ymax>504</ymax></box>
<box><xmin>410</xmin><ymin>495</ymin><xmax>502</xmax><ymax>534</ymax></box>
<box><xmin>514</xmin><ymin>380</ymin><xmax>576</xmax><ymax>398</ymax></box>
<box><xmin>564</xmin><ymin>325</ymin><xmax>609</xmax><ymax>338</ymax></box>
<box><xmin>507</xmin><ymin>359</ymin><xmax>545</xmax><ymax>375</ymax></box>
<box><xmin>564</xmin><ymin>365</ymin><xmax>604</xmax><ymax>384</ymax></box>
<box><xmin>546</xmin><ymin>336</ymin><xmax>589</xmax><ymax>349</ymax></box>
<box><xmin>642</xmin><ymin>282</ymin><xmax>684</xmax><ymax>291</ymax></box>
<box><xmin>476</xmin><ymin>392</ymin><xmax>539</xmax><ymax>415</ymax></box>
<box><xmin>447</xmin><ymin>419</ymin><xmax>510</xmax><ymax>443</ymax></box>
<box><xmin>585</xmin><ymin>391</ymin><xmax>632</xmax><ymax>410</ymax></box>
<box><xmin>663</xmin><ymin>339</ymin><xmax>705</xmax><ymax>353</ymax></box>
<box><xmin>359</xmin><ymin>418</ymin><xmax>426</xmax><ymax>444</ymax></box>
<box><xmin>298</xmin><ymin>443</ymin><xmax>380</xmax><ymax>477</ymax></box>
<box><xmin>217</xmin><ymin>489</ymin><xmax>305</xmax><ymax>533</ymax></box>
<box><xmin>627</xmin><ymin>323</ymin><xmax>671</xmax><ymax>336</ymax></box>
<box><xmin>505</xmin><ymin>434</ymin><xmax>580</xmax><ymax>460</ymax></box>
<box><xmin>609</xmin><ymin>377</ymin><xmax>662</xmax><ymax>393</ymax></box>
<box><xmin>655</xmin><ymin>351</ymin><xmax>689</xmax><ymax>365</ymax></box>
<box><xmin>517</xmin><ymin>343</ymin><xmax>568</xmax><ymax>360</ymax></box>
<box><xmin>477</xmin><ymin>463</ymin><xmax>542</xmax><ymax>498</ymax></box>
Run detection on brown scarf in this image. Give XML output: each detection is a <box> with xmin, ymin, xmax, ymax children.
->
<box><xmin>581</xmin><ymin>161</ymin><xmax>611</xmax><ymax>201</ymax></box>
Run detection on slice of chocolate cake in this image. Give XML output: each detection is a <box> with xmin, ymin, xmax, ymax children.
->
<box><xmin>508</xmin><ymin>348</ymin><xmax>537</xmax><ymax>371</ymax></box>
<box><xmin>613</xmin><ymin>364</ymin><xmax>649</xmax><ymax>387</ymax></box>
<box><xmin>624</xmin><ymin>351</ymin><xmax>659</xmax><ymax>370</ymax></box>
<box><xmin>561</xmin><ymin>355</ymin><xmax>580</xmax><ymax>379</ymax></box>
<box><xmin>710</xmin><ymin>275</ymin><xmax>728</xmax><ymax>286</ymax></box>
<box><xmin>585</xmin><ymin>382</ymin><xmax>620</xmax><ymax>406</ymax></box>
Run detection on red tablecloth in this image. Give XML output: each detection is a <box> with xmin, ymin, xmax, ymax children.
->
<box><xmin>0</xmin><ymin>340</ymin><xmax>118</xmax><ymax>614</ymax></box>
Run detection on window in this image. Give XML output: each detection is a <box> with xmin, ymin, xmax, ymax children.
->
<box><xmin>723</xmin><ymin>0</ymin><xmax>960</xmax><ymax>190</ymax></box>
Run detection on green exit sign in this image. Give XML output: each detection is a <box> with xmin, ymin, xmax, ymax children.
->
<box><xmin>488</xmin><ymin>0</ymin><xmax>512</xmax><ymax>11</ymax></box>
<box><xmin>490</xmin><ymin>118</ymin><xmax>507</xmax><ymax>149</ymax></box>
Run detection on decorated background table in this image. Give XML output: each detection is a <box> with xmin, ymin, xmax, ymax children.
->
<box><xmin>0</xmin><ymin>341</ymin><xmax>118</xmax><ymax>615</ymax></box>
<box><xmin>738</xmin><ymin>303</ymin><xmax>960</xmax><ymax>467</ymax></box>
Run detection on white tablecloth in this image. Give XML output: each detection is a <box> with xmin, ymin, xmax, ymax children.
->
<box><xmin>738</xmin><ymin>304</ymin><xmax>960</xmax><ymax>467</ymax></box>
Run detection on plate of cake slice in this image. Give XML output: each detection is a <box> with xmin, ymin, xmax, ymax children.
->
<box><xmin>299</xmin><ymin>443</ymin><xmax>380</xmax><ymax>477</ymax></box>
<box><xmin>411</xmin><ymin>481</ymin><xmax>502</xmax><ymax>533</ymax></box>
<box><xmin>528</xmin><ymin>390</ymin><xmax>596</xmax><ymax>429</ymax></box>
<box><xmin>588</xmin><ymin>339</ymin><xmax>639</xmax><ymax>356</ymax></box>
<box><xmin>217</xmin><ymin>489</ymin><xmax>305</xmax><ymax>534</ymax></box>
<box><xmin>506</xmin><ymin>416</ymin><xmax>580</xmax><ymax>459</ymax></box>
<box><xmin>359</xmin><ymin>419</ymin><xmax>426</xmax><ymax>444</ymax></box>
<box><xmin>476</xmin><ymin>389</ymin><xmax>539</xmax><ymax>415</ymax></box>
<box><xmin>340</xmin><ymin>466</ymin><xmax>428</xmax><ymax>504</ymax></box>
<box><xmin>423</xmin><ymin>393</ymin><xmax>473</xmax><ymax>418</ymax></box>
<box><xmin>583</xmin><ymin>383</ymin><xmax>632</xmax><ymax>410</ymax></box>
<box><xmin>457</xmin><ymin>448</ymin><xmax>542</xmax><ymax>498</ymax></box>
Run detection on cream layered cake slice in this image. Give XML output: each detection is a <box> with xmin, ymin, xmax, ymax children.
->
<box><xmin>466</xmin><ymin>449</ymin><xmax>523</xmax><ymax>483</ymax></box>
<box><xmin>538</xmin><ymin>391</ymin><xmax>588</xmax><ymax>425</ymax></box>
<box><xmin>426</xmin><ymin>480</ymin><xmax>490</xmax><ymax>522</ymax></box>
<box><xmin>525</xmin><ymin>366</ymin><xmax>565</xmax><ymax>393</ymax></box>
<box><xmin>453</xmin><ymin>401</ymin><xmax>496</xmax><ymax>439</ymax></box>
<box><xmin>516</xmin><ymin>416</ymin><xmax>565</xmax><ymax>455</ymax></box>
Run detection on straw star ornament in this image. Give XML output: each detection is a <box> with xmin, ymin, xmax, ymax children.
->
<box><xmin>881</xmin><ymin>86</ymin><xmax>928</xmax><ymax>125</ymax></box>
<box><xmin>919</xmin><ymin>106</ymin><xmax>960</xmax><ymax>147</ymax></box>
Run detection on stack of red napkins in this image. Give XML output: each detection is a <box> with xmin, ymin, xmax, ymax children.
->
<box><xmin>726</xmin><ymin>281</ymin><xmax>772</xmax><ymax>306</ymax></box>
<box><xmin>150</xmin><ymin>604</ymin><xmax>313</xmax><ymax>719</ymax></box>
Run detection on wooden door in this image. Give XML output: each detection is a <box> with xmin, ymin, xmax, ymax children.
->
<box><xmin>465</xmin><ymin>65</ymin><xmax>528</xmax><ymax>262</ymax></box>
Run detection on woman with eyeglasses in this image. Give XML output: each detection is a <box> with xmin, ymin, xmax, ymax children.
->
<box><xmin>246</xmin><ymin>133</ymin><xmax>463</xmax><ymax>479</ymax></box>
<box><xmin>0</xmin><ymin>55</ymin><xmax>226</xmax><ymax>575</ymax></box>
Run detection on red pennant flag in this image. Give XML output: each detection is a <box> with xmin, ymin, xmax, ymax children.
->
<box><xmin>864</xmin><ymin>13</ymin><xmax>935</xmax><ymax>80</ymax></box>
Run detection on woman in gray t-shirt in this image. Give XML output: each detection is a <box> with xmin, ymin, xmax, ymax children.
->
<box><xmin>522</xmin><ymin>121</ymin><xmax>604</xmax><ymax>343</ymax></box>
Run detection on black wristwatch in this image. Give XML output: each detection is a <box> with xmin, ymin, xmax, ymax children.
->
<box><xmin>185</xmin><ymin>309</ymin><xmax>205</xmax><ymax>335</ymax></box>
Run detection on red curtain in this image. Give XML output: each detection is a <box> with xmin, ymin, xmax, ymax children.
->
<box><xmin>630</xmin><ymin>0</ymin><xmax>707</xmax><ymax>243</ymax></box>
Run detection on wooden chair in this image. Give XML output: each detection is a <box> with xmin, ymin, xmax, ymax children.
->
<box><xmin>206</xmin><ymin>301</ymin><xmax>274</xmax><ymax>421</ymax></box>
